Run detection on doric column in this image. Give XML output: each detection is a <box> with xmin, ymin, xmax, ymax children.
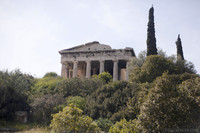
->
<box><xmin>61</xmin><ymin>63</ymin><xmax>67</xmax><ymax>78</ymax></box>
<box><xmin>113</xmin><ymin>60</ymin><xmax>118</xmax><ymax>81</ymax></box>
<box><xmin>73</xmin><ymin>61</ymin><xmax>78</xmax><ymax>78</ymax></box>
<box><xmin>86</xmin><ymin>60</ymin><xmax>91</xmax><ymax>78</ymax></box>
<box><xmin>99</xmin><ymin>60</ymin><xmax>105</xmax><ymax>73</ymax></box>
<box><xmin>126</xmin><ymin>61</ymin><xmax>130</xmax><ymax>81</ymax></box>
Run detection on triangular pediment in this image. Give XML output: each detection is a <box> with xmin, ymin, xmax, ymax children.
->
<box><xmin>60</xmin><ymin>41</ymin><xmax>112</xmax><ymax>53</ymax></box>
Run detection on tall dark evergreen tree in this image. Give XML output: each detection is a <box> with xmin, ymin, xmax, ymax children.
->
<box><xmin>176</xmin><ymin>34</ymin><xmax>184</xmax><ymax>60</ymax></box>
<box><xmin>146</xmin><ymin>6</ymin><xmax>157</xmax><ymax>56</ymax></box>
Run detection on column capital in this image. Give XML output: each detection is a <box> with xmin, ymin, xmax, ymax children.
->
<box><xmin>86</xmin><ymin>60</ymin><xmax>91</xmax><ymax>63</ymax></box>
<box><xmin>113</xmin><ymin>60</ymin><xmax>119</xmax><ymax>63</ymax></box>
<box><xmin>73</xmin><ymin>60</ymin><xmax>78</xmax><ymax>63</ymax></box>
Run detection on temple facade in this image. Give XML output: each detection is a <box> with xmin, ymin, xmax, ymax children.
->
<box><xmin>59</xmin><ymin>41</ymin><xmax>135</xmax><ymax>81</ymax></box>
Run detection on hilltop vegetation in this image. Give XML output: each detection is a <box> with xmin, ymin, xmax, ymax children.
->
<box><xmin>0</xmin><ymin>52</ymin><xmax>199</xmax><ymax>132</ymax></box>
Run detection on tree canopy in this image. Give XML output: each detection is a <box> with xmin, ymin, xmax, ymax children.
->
<box><xmin>146</xmin><ymin>6</ymin><xmax>157</xmax><ymax>56</ymax></box>
<box><xmin>129</xmin><ymin>55</ymin><xmax>176</xmax><ymax>83</ymax></box>
<box><xmin>137</xmin><ymin>74</ymin><xmax>200</xmax><ymax>132</ymax></box>
<box><xmin>176</xmin><ymin>34</ymin><xmax>184</xmax><ymax>60</ymax></box>
<box><xmin>0</xmin><ymin>70</ymin><xmax>34</xmax><ymax>120</ymax></box>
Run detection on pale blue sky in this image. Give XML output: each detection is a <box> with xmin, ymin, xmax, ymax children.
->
<box><xmin>0</xmin><ymin>0</ymin><xmax>200</xmax><ymax>77</ymax></box>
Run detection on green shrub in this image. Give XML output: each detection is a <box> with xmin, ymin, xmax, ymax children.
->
<box><xmin>95</xmin><ymin>118</ymin><xmax>113</xmax><ymax>132</ymax></box>
<box><xmin>109</xmin><ymin>118</ymin><xmax>138</xmax><ymax>133</ymax></box>
<box><xmin>86</xmin><ymin>81</ymin><xmax>140</xmax><ymax>120</ymax></box>
<box><xmin>30</xmin><ymin>76</ymin><xmax>63</xmax><ymax>95</ymax></box>
<box><xmin>59</xmin><ymin>77</ymin><xmax>103</xmax><ymax>97</ymax></box>
<box><xmin>66</xmin><ymin>96</ymin><xmax>86</xmax><ymax>110</ymax></box>
<box><xmin>110</xmin><ymin>109</ymin><xmax>135</xmax><ymax>122</ymax></box>
<box><xmin>50</xmin><ymin>104</ymin><xmax>99</xmax><ymax>133</ymax></box>
<box><xmin>93</xmin><ymin>72</ymin><xmax>112</xmax><ymax>84</ymax></box>
<box><xmin>30</xmin><ymin>93</ymin><xmax>64</xmax><ymax>124</ymax></box>
<box><xmin>43</xmin><ymin>72</ymin><xmax>58</xmax><ymax>78</ymax></box>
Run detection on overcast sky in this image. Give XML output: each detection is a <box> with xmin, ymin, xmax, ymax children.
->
<box><xmin>0</xmin><ymin>0</ymin><xmax>200</xmax><ymax>77</ymax></box>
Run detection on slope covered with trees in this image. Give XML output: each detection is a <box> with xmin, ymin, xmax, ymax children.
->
<box><xmin>1</xmin><ymin>6</ymin><xmax>199</xmax><ymax>133</ymax></box>
<box><xmin>1</xmin><ymin>51</ymin><xmax>199</xmax><ymax>133</ymax></box>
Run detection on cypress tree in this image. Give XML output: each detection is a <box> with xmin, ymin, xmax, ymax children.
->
<box><xmin>176</xmin><ymin>34</ymin><xmax>184</xmax><ymax>60</ymax></box>
<box><xmin>146</xmin><ymin>6</ymin><xmax>157</xmax><ymax>56</ymax></box>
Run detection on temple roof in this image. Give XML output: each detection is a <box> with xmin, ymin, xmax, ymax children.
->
<box><xmin>59</xmin><ymin>41</ymin><xmax>112</xmax><ymax>53</ymax></box>
<box><xmin>59</xmin><ymin>41</ymin><xmax>135</xmax><ymax>56</ymax></box>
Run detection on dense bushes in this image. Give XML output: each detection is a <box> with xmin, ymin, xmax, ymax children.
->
<box><xmin>85</xmin><ymin>80</ymin><xmax>140</xmax><ymax>121</ymax></box>
<box><xmin>30</xmin><ymin>76</ymin><xmax>63</xmax><ymax>95</ymax></box>
<box><xmin>137</xmin><ymin>74</ymin><xmax>200</xmax><ymax>132</ymax></box>
<box><xmin>0</xmin><ymin>70</ymin><xmax>34</xmax><ymax>120</ymax></box>
<box><xmin>1</xmin><ymin>53</ymin><xmax>200</xmax><ymax>132</ymax></box>
<box><xmin>66</xmin><ymin>96</ymin><xmax>86</xmax><ymax>110</ymax></box>
<box><xmin>29</xmin><ymin>75</ymin><xmax>103</xmax><ymax>124</ymax></box>
<box><xmin>95</xmin><ymin>118</ymin><xmax>113</xmax><ymax>132</ymax></box>
<box><xmin>50</xmin><ymin>104</ymin><xmax>99</xmax><ymax>133</ymax></box>
<box><xmin>109</xmin><ymin>118</ymin><xmax>138</xmax><ymax>133</ymax></box>
<box><xmin>130</xmin><ymin>55</ymin><xmax>177</xmax><ymax>83</ymax></box>
<box><xmin>30</xmin><ymin>93</ymin><xmax>64</xmax><ymax>124</ymax></box>
<box><xmin>0</xmin><ymin>70</ymin><xmax>104</xmax><ymax>123</ymax></box>
<box><xmin>58</xmin><ymin>77</ymin><xmax>103</xmax><ymax>97</ymax></box>
<box><xmin>129</xmin><ymin>54</ymin><xmax>196</xmax><ymax>83</ymax></box>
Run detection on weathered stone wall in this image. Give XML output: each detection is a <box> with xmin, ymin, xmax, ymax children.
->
<box><xmin>60</xmin><ymin>49</ymin><xmax>134</xmax><ymax>63</ymax></box>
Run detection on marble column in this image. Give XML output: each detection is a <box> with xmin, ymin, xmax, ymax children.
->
<box><xmin>99</xmin><ymin>60</ymin><xmax>105</xmax><ymax>73</ymax></box>
<box><xmin>61</xmin><ymin>63</ymin><xmax>67</xmax><ymax>78</ymax></box>
<box><xmin>73</xmin><ymin>61</ymin><xmax>78</xmax><ymax>78</ymax></box>
<box><xmin>113</xmin><ymin>60</ymin><xmax>118</xmax><ymax>81</ymax></box>
<box><xmin>126</xmin><ymin>61</ymin><xmax>130</xmax><ymax>81</ymax></box>
<box><xmin>86</xmin><ymin>60</ymin><xmax>91</xmax><ymax>78</ymax></box>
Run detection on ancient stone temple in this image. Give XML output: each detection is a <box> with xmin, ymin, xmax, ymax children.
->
<box><xmin>59</xmin><ymin>41</ymin><xmax>135</xmax><ymax>81</ymax></box>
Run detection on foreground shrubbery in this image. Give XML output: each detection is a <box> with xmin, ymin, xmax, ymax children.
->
<box><xmin>28</xmin><ymin>73</ymin><xmax>104</xmax><ymax>125</ymax></box>
<box><xmin>1</xmin><ymin>54</ymin><xmax>200</xmax><ymax>132</ymax></box>
<box><xmin>137</xmin><ymin>74</ymin><xmax>200</xmax><ymax>132</ymax></box>
<box><xmin>0</xmin><ymin>120</ymin><xmax>49</xmax><ymax>132</ymax></box>
<box><xmin>50</xmin><ymin>104</ymin><xmax>99</xmax><ymax>133</ymax></box>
